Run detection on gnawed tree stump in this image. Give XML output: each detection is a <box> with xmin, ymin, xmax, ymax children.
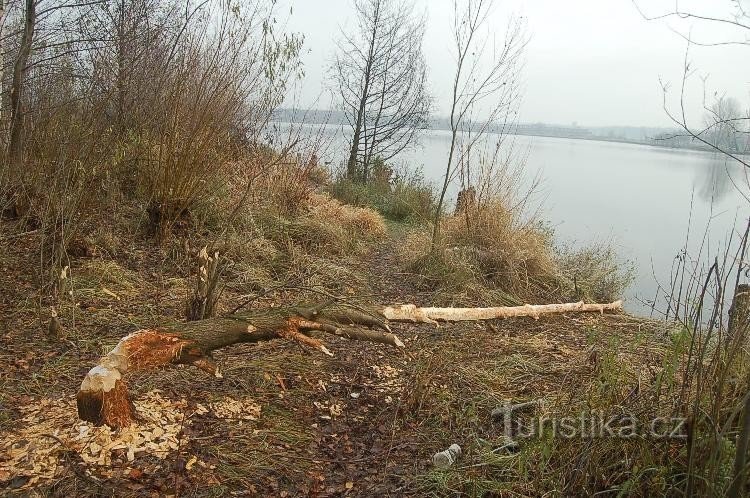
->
<box><xmin>728</xmin><ymin>284</ymin><xmax>749</xmax><ymax>339</ymax></box>
<box><xmin>78</xmin><ymin>299</ymin><xmax>623</xmax><ymax>427</ymax></box>
<box><xmin>185</xmin><ymin>246</ymin><xmax>223</xmax><ymax>321</ymax></box>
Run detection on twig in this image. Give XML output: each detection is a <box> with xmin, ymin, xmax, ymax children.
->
<box><xmin>0</xmin><ymin>229</ymin><xmax>39</xmax><ymax>241</ymax></box>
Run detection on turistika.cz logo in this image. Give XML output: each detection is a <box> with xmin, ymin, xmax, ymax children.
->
<box><xmin>497</xmin><ymin>401</ymin><xmax>688</xmax><ymax>440</ymax></box>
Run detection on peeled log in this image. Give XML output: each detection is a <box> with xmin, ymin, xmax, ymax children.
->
<box><xmin>78</xmin><ymin>299</ymin><xmax>621</xmax><ymax>427</ymax></box>
<box><xmin>382</xmin><ymin>300</ymin><xmax>623</xmax><ymax>324</ymax></box>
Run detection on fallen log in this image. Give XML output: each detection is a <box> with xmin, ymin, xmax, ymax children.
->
<box><xmin>77</xmin><ymin>300</ymin><xmax>622</xmax><ymax>427</ymax></box>
<box><xmin>382</xmin><ymin>300</ymin><xmax>623</xmax><ymax>324</ymax></box>
<box><xmin>77</xmin><ymin>305</ymin><xmax>402</xmax><ymax>427</ymax></box>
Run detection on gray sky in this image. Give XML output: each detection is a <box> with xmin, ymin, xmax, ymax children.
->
<box><xmin>278</xmin><ymin>0</ymin><xmax>750</xmax><ymax>128</ymax></box>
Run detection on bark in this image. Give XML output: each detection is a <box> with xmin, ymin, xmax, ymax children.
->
<box><xmin>729</xmin><ymin>284</ymin><xmax>750</xmax><ymax>498</ymax></box>
<box><xmin>0</xmin><ymin>0</ymin><xmax>5</xmax><ymax>124</ymax></box>
<box><xmin>78</xmin><ymin>299</ymin><xmax>621</xmax><ymax>428</ymax></box>
<box><xmin>728</xmin><ymin>284</ymin><xmax>749</xmax><ymax>340</ymax></box>
<box><xmin>8</xmin><ymin>0</ymin><xmax>35</xmax><ymax>171</ymax></box>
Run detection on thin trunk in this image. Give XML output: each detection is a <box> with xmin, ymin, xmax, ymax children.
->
<box><xmin>431</xmin><ymin>4</ymin><xmax>476</xmax><ymax>250</ymax></box>
<box><xmin>116</xmin><ymin>0</ymin><xmax>127</xmax><ymax>133</ymax></box>
<box><xmin>346</xmin><ymin>74</ymin><xmax>370</xmax><ymax>181</ymax></box>
<box><xmin>346</xmin><ymin>0</ymin><xmax>380</xmax><ymax>180</ymax></box>
<box><xmin>432</xmin><ymin>65</ymin><xmax>463</xmax><ymax>249</ymax></box>
<box><xmin>0</xmin><ymin>0</ymin><xmax>5</xmax><ymax>125</ymax></box>
<box><xmin>8</xmin><ymin>0</ymin><xmax>36</xmax><ymax>173</ymax></box>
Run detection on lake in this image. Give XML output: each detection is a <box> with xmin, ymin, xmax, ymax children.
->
<box><xmin>278</xmin><ymin>124</ymin><xmax>750</xmax><ymax>316</ymax></box>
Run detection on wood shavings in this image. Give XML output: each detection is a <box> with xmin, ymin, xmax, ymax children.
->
<box><xmin>207</xmin><ymin>397</ymin><xmax>261</xmax><ymax>421</ymax></box>
<box><xmin>0</xmin><ymin>391</ymin><xmax>203</xmax><ymax>490</ymax></box>
<box><xmin>368</xmin><ymin>364</ymin><xmax>403</xmax><ymax>392</ymax></box>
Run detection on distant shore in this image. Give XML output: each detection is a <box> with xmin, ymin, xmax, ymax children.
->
<box><xmin>271</xmin><ymin>113</ymin><xmax>741</xmax><ymax>155</ymax></box>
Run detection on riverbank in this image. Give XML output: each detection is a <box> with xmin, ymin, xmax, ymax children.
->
<box><xmin>1</xmin><ymin>162</ymin><xmax>747</xmax><ymax>495</ymax></box>
<box><xmin>283</xmin><ymin>124</ymin><xmax>749</xmax><ymax>316</ymax></box>
<box><xmin>0</xmin><ymin>213</ymin><xmax>673</xmax><ymax>496</ymax></box>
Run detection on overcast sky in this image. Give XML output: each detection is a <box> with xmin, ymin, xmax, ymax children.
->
<box><xmin>276</xmin><ymin>0</ymin><xmax>750</xmax><ymax>128</ymax></box>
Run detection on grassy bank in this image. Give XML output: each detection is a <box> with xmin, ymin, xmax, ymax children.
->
<box><xmin>2</xmin><ymin>160</ymin><xmax>749</xmax><ymax>496</ymax></box>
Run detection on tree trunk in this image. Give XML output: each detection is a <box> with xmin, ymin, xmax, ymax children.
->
<box><xmin>77</xmin><ymin>299</ymin><xmax>622</xmax><ymax>428</ymax></box>
<box><xmin>729</xmin><ymin>284</ymin><xmax>750</xmax><ymax>498</ymax></box>
<box><xmin>381</xmin><ymin>300</ymin><xmax>623</xmax><ymax>324</ymax></box>
<box><xmin>8</xmin><ymin>0</ymin><xmax>35</xmax><ymax>171</ymax></box>
<box><xmin>345</xmin><ymin>0</ymin><xmax>381</xmax><ymax>180</ymax></box>
<box><xmin>0</xmin><ymin>0</ymin><xmax>5</xmax><ymax>125</ymax></box>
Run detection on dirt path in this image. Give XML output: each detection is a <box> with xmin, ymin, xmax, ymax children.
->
<box><xmin>354</xmin><ymin>228</ymin><xmax>425</xmax><ymax>304</ymax></box>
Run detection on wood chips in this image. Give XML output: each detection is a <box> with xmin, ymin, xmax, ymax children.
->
<box><xmin>0</xmin><ymin>390</ymin><xmax>262</xmax><ymax>489</ymax></box>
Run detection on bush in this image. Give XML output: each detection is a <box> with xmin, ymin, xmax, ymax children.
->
<box><xmin>399</xmin><ymin>203</ymin><xmax>557</xmax><ymax>304</ymax></box>
<box><xmin>329</xmin><ymin>159</ymin><xmax>436</xmax><ymax>222</ymax></box>
<box><xmin>555</xmin><ymin>242</ymin><xmax>634</xmax><ymax>303</ymax></box>
<box><xmin>442</xmin><ymin>201</ymin><xmax>557</xmax><ymax>298</ymax></box>
<box><xmin>249</xmin><ymin>151</ymin><xmax>321</xmax><ymax>217</ymax></box>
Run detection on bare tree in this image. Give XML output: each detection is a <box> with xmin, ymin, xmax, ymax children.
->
<box><xmin>634</xmin><ymin>0</ymin><xmax>750</xmax><ymax>169</ymax></box>
<box><xmin>431</xmin><ymin>0</ymin><xmax>525</xmax><ymax>247</ymax></box>
<box><xmin>333</xmin><ymin>0</ymin><xmax>430</xmax><ymax>181</ymax></box>
<box><xmin>704</xmin><ymin>96</ymin><xmax>746</xmax><ymax>154</ymax></box>
<box><xmin>633</xmin><ymin>3</ymin><xmax>750</xmax><ymax>496</ymax></box>
<box><xmin>6</xmin><ymin>0</ymin><xmax>35</xmax><ymax>196</ymax></box>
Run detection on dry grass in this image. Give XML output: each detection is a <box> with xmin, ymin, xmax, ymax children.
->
<box><xmin>306</xmin><ymin>193</ymin><xmax>388</xmax><ymax>241</ymax></box>
<box><xmin>399</xmin><ymin>205</ymin><xmax>557</xmax><ymax>306</ymax></box>
<box><xmin>399</xmin><ymin>199</ymin><xmax>633</xmax><ymax>307</ymax></box>
<box><xmin>3</xmin><ymin>214</ymin><xmax>742</xmax><ymax>496</ymax></box>
<box><xmin>443</xmin><ymin>202</ymin><xmax>556</xmax><ymax>298</ymax></box>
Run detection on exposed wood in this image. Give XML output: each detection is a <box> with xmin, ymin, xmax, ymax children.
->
<box><xmin>185</xmin><ymin>247</ymin><xmax>223</xmax><ymax>321</ymax></box>
<box><xmin>78</xmin><ymin>299</ymin><xmax>621</xmax><ymax>428</ymax></box>
<box><xmin>77</xmin><ymin>305</ymin><xmax>403</xmax><ymax>427</ymax></box>
<box><xmin>728</xmin><ymin>284</ymin><xmax>749</xmax><ymax>339</ymax></box>
<box><xmin>382</xmin><ymin>300</ymin><xmax>623</xmax><ymax>324</ymax></box>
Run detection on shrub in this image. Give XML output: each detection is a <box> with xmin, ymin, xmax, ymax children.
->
<box><xmin>441</xmin><ymin>201</ymin><xmax>557</xmax><ymax>299</ymax></box>
<box><xmin>133</xmin><ymin>47</ymin><xmax>249</xmax><ymax>240</ymax></box>
<box><xmin>400</xmin><ymin>200</ymin><xmax>633</xmax><ymax>306</ymax></box>
<box><xmin>329</xmin><ymin>161</ymin><xmax>436</xmax><ymax>222</ymax></box>
<box><xmin>555</xmin><ymin>242</ymin><xmax>635</xmax><ymax>303</ymax></box>
<box><xmin>249</xmin><ymin>151</ymin><xmax>321</xmax><ymax>216</ymax></box>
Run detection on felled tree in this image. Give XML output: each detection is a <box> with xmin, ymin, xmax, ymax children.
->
<box><xmin>77</xmin><ymin>299</ymin><xmax>623</xmax><ymax>428</ymax></box>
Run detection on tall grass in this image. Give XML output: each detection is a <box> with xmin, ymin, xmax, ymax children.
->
<box><xmin>527</xmin><ymin>220</ymin><xmax>750</xmax><ymax>495</ymax></box>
